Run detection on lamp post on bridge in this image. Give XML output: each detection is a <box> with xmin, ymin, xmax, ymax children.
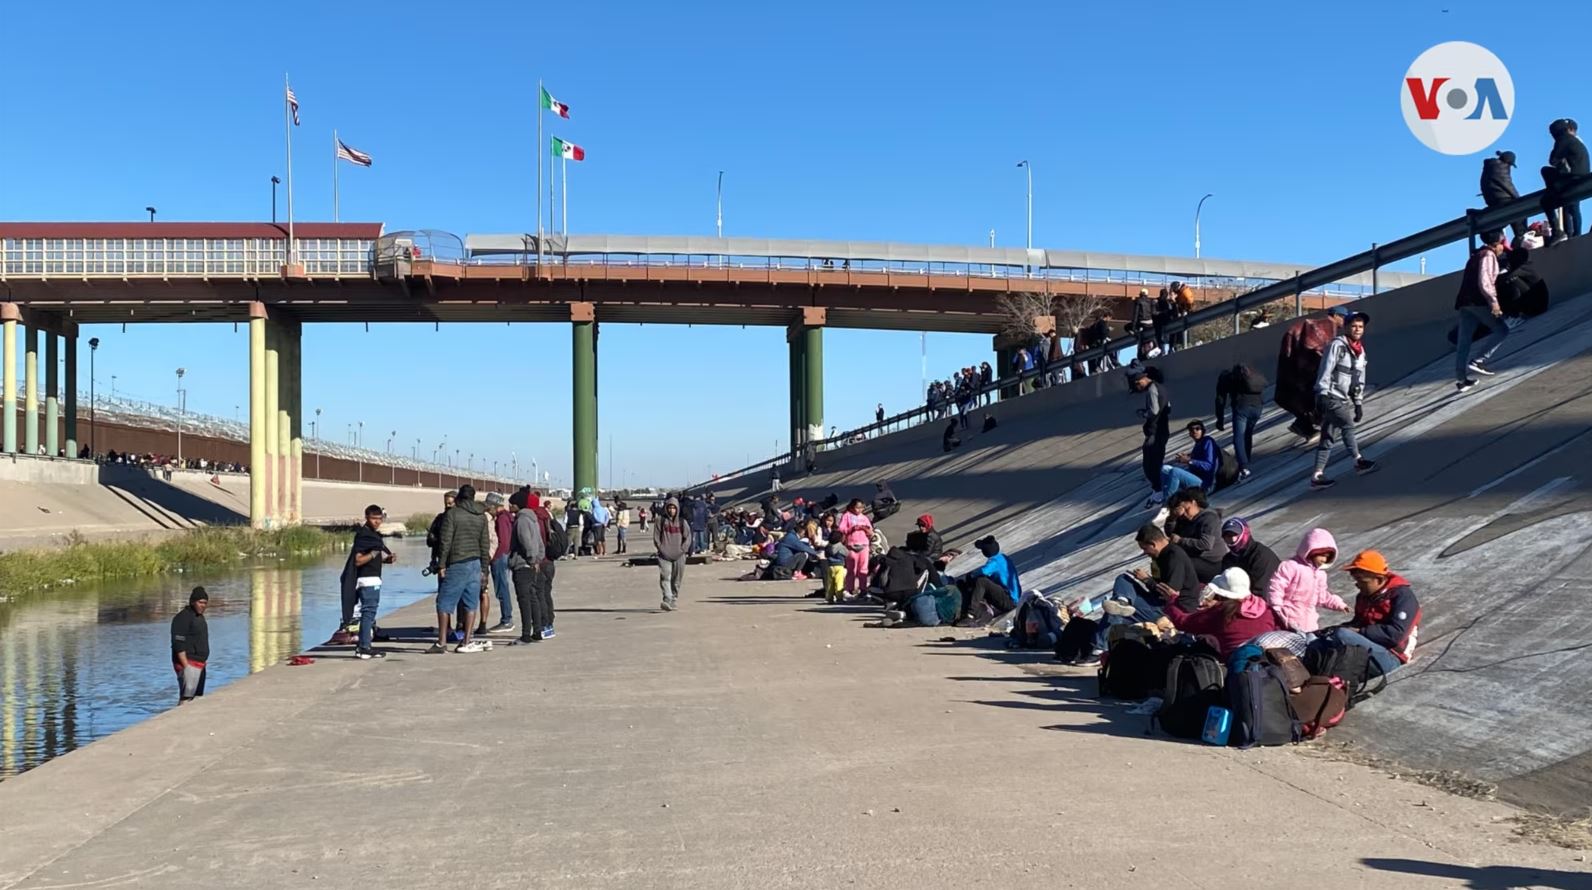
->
<box><xmin>88</xmin><ymin>338</ymin><xmax>100</xmax><ymax>456</ymax></box>
<box><xmin>271</xmin><ymin>177</ymin><xmax>280</xmax><ymax>225</ymax></box>
<box><xmin>1016</xmin><ymin>159</ymin><xmax>1032</xmax><ymax>262</ymax></box>
<box><xmin>175</xmin><ymin>367</ymin><xmax>186</xmax><ymax>465</ymax></box>
<box><xmin>1195</xmin><ymin>193</ymin><xmax>1214</xmax><ymax>259</ymax></box>
<box><xmin>145</xmin><ymin>206</ymin><xmax>156</xmax><ymax>223</ymax></box>
<box><xmin>312</xmin><ymin>408</ymin><xmax>321</xmax><ymax>479</ymax></box>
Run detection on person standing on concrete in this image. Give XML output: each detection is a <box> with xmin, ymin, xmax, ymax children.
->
<box><xmin>432</xmin><ymin>484</ymin><xmax>491</xmax><ymax>654</ymax></box>
<box><xmin>488</xmin><ymin>493</ymin><xmax>515</xmax><ymax>634</ymax></box>
<box><xmin>684</xmin><ymin>494</ymin><xmax>710</xmax><ymax>555</ymax></box>
<box><xmin>1309</xmin><ymin>311</ymin><xmax>1375</xmax><ymax>490</ymax></box>
<box><xmin>1455</xmin><ymin>231</ymin><xmax>1510</xmax><ymax>393</ymax></box>
<box><xmin>1129</xmin><ymin>363</ymin><xmax>1172</xmax><ymax>509</ymax></box>
<box><xmin>1129</xmin><ymin>287</ymin><xmax>1156</xmax><ymax>349</ymax></box>
<box><xmin>171</xmin><ymin>587</ymin><xmax>210</xmax><ymax>703</ymax></box>
<box><xmin>654</xmin><ymin>497</ymin><xmax>691</xmax><ymax>612</ymax></box>
<box><xmin>344</xmin><ymin>504</ymin><xmax>395</xmax><ymax>658</ymax></box>
<box><xmin>1479</xmin><ymin>150</ymin><xmax>1526</xmax><ymax>240</ymax></box>
<box><xmin>425</xmin><ymin>490</ymin><xmax>456</xmax><ymax>576</ymax></box>
<box><xmin>1214</xmin><ymin>362</ymin><xmax>1266</xmax><ymax>483</ymax></box>
<box><xmin>615</xmin><ymin>500</ymin><xmax>631</xmax><ymax>554</ymax></box>
<box><xmin>528</xmin><ymin>491</ymin><xmax>559</xmax><ymax>639</ymax></box>
<box><xmin>507</xmin><ymin>487</ymin><xmax>549</xmax><ymax>644</ymax></box>
<box><xmin>1542</xmin><ymin>118</ymin><xmax>1589</xmax><ymax>243</ymax></box>
<box><xmin>770</xmin><ymin>463</ymin><xmax>782</xmax><ymax>493</ymax></box>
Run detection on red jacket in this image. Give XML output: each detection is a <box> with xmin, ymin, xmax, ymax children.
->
<box><xmin>1164</xmin><ymin>595</ymin><xmax>1282</xmax><ymax>659</ymax></box>
<box><xmin>1351</xmin><ymin>573</ymin><xmax>1421</xmax><ymax>663</ymax></box>
<box><xmin>493</xmin><ymin>511</ymin><xmax>514</xmax><ymax>560</ymax></box>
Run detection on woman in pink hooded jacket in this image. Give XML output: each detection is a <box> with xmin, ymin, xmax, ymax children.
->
<box><xmin>1266</xmin><ymin>528</ymin><xmax>1351</xmax><ymax>633</ymax></box>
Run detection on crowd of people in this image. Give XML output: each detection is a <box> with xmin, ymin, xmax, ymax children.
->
<box><xmin>95</xmin><ymin>448</ymin><xmax>247</xmax><ymax>473</ymax></box>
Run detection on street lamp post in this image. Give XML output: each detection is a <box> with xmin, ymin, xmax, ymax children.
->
<box><xmin>110</xmin><ymin>375</ymin><xmax>117</xmax><ymax>399</ymax></box>
<box><xmin>271</xmin><ymin>176</ymin><xmax>281</xmax><ymax>224</ymax></box>
<box><xmin>145</xmin><ymin>206</ymin><xmax>157</xmax><ymax>222</ymax></box>
<box><xmin>313</xmin><ymin>407</ymin><xmax>322</xmax><ymax>479</ymax></box>
<box><xmin>387</xmin><ymin>431</ymin><xmax>396</xmax><ymax>484</ymax></box>
<box><xmin>175</xmin><ymin>367</ymin><xmax>186</xmax><ymax>465</ymax></box>
<box><xmin>88</xmin><ymin>338</ymin><xmax>100</xmax><ymax>455</ymax></box>
<box><xmin>1195</xmin><ymin>193</ymin><xmax>1214</xmax><ymax>259</ymax></box>
<box><xmin>716</xmin><ymin>171</ymin><xmax>724</xmax><ymax>238</ymax></box>
<box><xmin>1016</xmin><ymin>160</ymin><xmax>1032</xmax><ymax>253</ymax></box>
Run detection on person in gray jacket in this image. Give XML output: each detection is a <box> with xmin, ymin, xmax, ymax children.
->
<box><xmin>653</xmin><ymin>497</ymin><xmax>692</xmax><ymax>612</ymax></box>
<box><xmin>507</xmin><ymin>487</ymin><xmax>550</xmax><ymax>643</ymax></box>
<box><xmin>1310</xmin><ymin>311</ymin><xmax>1377</xmax><ymax>490</ymax></box>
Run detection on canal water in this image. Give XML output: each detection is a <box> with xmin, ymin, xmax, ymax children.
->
<box><xmin>0</xmin><ymin>537</ymin><xmax>435</xmax><ymax>779</ymax></box>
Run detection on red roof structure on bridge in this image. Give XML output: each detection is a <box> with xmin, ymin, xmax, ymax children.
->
<box><xmin>0</xmin><ymin>222</ymin><xmax>383</xmax><ymax>239</ymax></box>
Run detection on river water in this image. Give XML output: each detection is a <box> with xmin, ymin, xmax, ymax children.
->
<box><xmin>0</xmin><ymin>537</ymin><xmax>435</xmax><ymax>779</ymax></box>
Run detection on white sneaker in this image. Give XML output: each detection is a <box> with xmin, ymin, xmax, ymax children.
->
<box><xmin>1456</xmin><ymin>379</ymin><xmax>1479</xmax><ymax>394</ymax></box>
<box><xmin>1467</xmin><ymin>361</ymin><xmax>1495</xmax><ymax>377</ymax></box>
<box><xmin>455</xmin><ymin>641</ymin><xmax>485</xmax><ymax>653</ymax></box>
<box><xmin>1236</xmin><ymin>468</ymin><xmax>1253</xmax><ymax>484</ymax></box>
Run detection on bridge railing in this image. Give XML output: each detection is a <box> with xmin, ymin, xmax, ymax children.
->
<box><xmin>0</xmin><ymin>237</ymin><xmax>376</xmax><ymax>278</ymax></box>
<box><xmin>692</xmin><ymin>178</ymin><xmax>1592</xmax><ymax>492</ymax></box>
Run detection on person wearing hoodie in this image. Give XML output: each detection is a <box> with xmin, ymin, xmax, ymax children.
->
<box><xmin>653</xmin><ymin>497</ymin><xmax>692</xmax><ymax>611</ymax></box>
<box><xmin>340</xmin><ymin>504</ymin><xmax>395</xmax><ymax>659</ymax></box>
<box><xmin>1323</xmin><ymin>550</ymin><xmax>1422</xmax><ymax>675</ymax></box>
<box><xmin>1480</xmin><ymin>150</ymin><xmax>1526</xmax><ymax>239</ymax></box>
<box><xmin>1158</xmin><ymin>566</ymin><xmax>1281</xmax><ymax>658</ymax></box>
<box><xmin>1542</xmin><ymin>118</ymin><xmax>1589</xmax><ymax>242</ymax></box>
<box><xmin>1220</xmin><ymin>517</ymin><xmax>1281</xmax><ymax>594</ymax></box>
<box><xmin>1310</xmin><ymin>311</ymin><xmax>1376</xmax><ymax>490</ymax></box>
<box><xmin>909</xmin><ymin>514</ymin><xmax>944</xmax><ymax>562</ymax></box>
<box><xmin>1129</xmin><ymin>363</ymin><xmax>1173</xmax><ymax>509</ymax></box>
<box><xmin>528</xmin><ymin>492</ymin><xmax>558</xmax><ymax>638</ymax></box>
<box><xmin>953</xmin><ymin>535</ymin><xmax>1022</xmax><ymax>627</ymax></box>
<box><xmin>686</xmin><ymin>495</ymin><xmax>710</xmax><ymax>555</ymax></box>
<box><xmin>488</xmin><ymin>492</ymin><xmax>515</xmax><ymax>633</ymax></box>
<box><xmin>507</xmin><ymin>487</ymin><xmax>549</xmax><ymax>644</ymax></box>
<box><xmin>1164</xmin><ymin>488</ymin><xmax>1227</xmax><ymax>583</ymax></box>
<box><xmin>433</xmin><ymin>485</ymin><xmax>492</xmax><ymax>653</ymax></box>
<box><xmin>1160</xmin><ymin>420</ymin><xmax>1220</xmax><ymax>497</ymax></box>
<box><xmin>1264</xmin><ymin>527</ymin><xmax>1350</xmax><ymax>634</ymax></box>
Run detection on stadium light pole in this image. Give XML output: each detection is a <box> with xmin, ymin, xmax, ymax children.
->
<box><xmin>1016</xmin><ymin>160</ymin><xmax>1032</xmax><ymax>252</ymax></box>
<box><xmin>175</xmin><ymin>367</ymin><xmax>186</xmax><ymax>464</ymax></box>
<box><xmin>88</xmin><ymin>338</ymin><xmax>100</xmax><ymax>455</ymax></box>
<box><xmin>387</xmin><ymin>430</ymin><xmax>396</xmax><ymax>484</ymax></box>
<box><xmin>1195</xmin><ymin>193</ymin><xmax>1213</xmax><ymax>259</ymax></box>
<box><xmin>312</xmin><ymin>408</ymin><xmax>322</xmax><ymax>479</ymax></box>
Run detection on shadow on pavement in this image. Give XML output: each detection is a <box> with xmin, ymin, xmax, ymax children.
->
<box><xmin>1360</xmin><ymin>858</ymin><xmax>1592</xmax><ymax>890</ymax></box>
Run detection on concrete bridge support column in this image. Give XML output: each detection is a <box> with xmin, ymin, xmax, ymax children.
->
<box><xmin>803</xmin><ymin>322</ymin><xmax>824</xmax><ymax>445</ymax></box>
<box><xmin>571</xmin><ymin>302</ymin><xmax>598</xmax><ymax>494</ymax></box>
<box><xmin>248</xmin><ymin>304</ymin><xmax>268</xmax><ymax>528</ymax></box>
<box><xmin>283</xmin><ymin>321</ymin><xmax>302</xmax><ymax>525</ymax></box>
<box><xmin>24</xmin><ymin>326</ymin><xmax>39</xmax><ymax>456</ymax></box>
<box><xmin>64</xmin><ymin>327</ymin><xmax>78</xmax><ymax>459</ymax></box>
<box><xmin>1</xmin><ymin>304</ymin><xmax>16</xmax><ymax>454</ymax></box>
<box><xmin>45</xmin><ymin>332</ymin><xmax>58</xmax><ymax>458</ymax></box>
<box><xmin>787</xmin><ymin>326</ymin><xmax>806</xmax><ymax>458</ymax></box>
<box><xmin>265</xmin><ymin>321</ymin><xmax>282</xmax><ymax>526</ymax></box>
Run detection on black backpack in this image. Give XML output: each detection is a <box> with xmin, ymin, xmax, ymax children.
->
<box><xmin>1097</xmin><ymin>638</ymin><xmax>1165</xmax><ymax>700</ymax></box>
<box><xmin>1213</xmin><ymin>443</ymin><xmax>1240</xmax><ymax>491</ymax></box>
<box><xmin>1054</xmin><ymin>616</ymin><xmax>1098</xmax><ymax>664</ymax></box>
<box><xmin>1303</xmin><ymin>636</ymin><xmax>1386</xmax><ymax>708</ymax></box>
<box><xmin>545</xmin><ymin>516</ymin><xmax>570</xmax><ymax>559</ymax></box>
<box><xmin>1155</xmin><ymin>646</ymin><xmax>1226</xmax><ymax>739</ymax></box>
<box><xmin>1226</xmin><ymin>659</ymin><xmax>1302</xmax><ymax>747</ymax></box>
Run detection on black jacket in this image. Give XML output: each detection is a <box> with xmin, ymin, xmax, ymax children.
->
<box><xmin>1168</xmin><ymin>508</ymin><xmax>1228</xmax><ymax>565</ymax></box>
<box><xmin>1550</xmin><ymin>132</ymin><xmax>1590</xmax><ymax>176</ymax></box>
<box><xmin>1479</xmin><ymin>157</ymin><xmax>1519</xmax><ymax>204</ymax></box>
<box><xmin>1214</xmin><ymin>364</ymin><xmax>1266</xmax><ymax>421</ymax></box>
<box><xmin>1222</xmin><ymin>540</ymin><xmax>1282</xmax><ymax>593</ymax></box>
<box><xmin>1130</xmin><ymin>295</ymin><xmax>1156</xmax><ymax>331</ymax></box>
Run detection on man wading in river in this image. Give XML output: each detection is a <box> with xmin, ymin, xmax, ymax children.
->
<box><xmin>170</xmin><ymin>587</ymin><xmax>210</xmax><ymax>704</ymax></box>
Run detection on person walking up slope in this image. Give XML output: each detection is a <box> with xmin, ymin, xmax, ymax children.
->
<box><xmin>654</xmin><ymin>497</ymin><xmax>692</xmax><ymax>612</ymax></box>
<box><xmin>1454</xmin><ymin>231</ymin><xmax>1510</xmax><ymax>393</ymax></box>
<box><xmin>1309</xmin><ymin>311</ymin><xmax>1375</xmax><ymax>490</ymax></box>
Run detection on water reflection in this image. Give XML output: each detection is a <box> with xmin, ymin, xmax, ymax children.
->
<box><xmin>0</xmin><ymin>537</ymin><xmax>432</xmax><ymax>778</ymax></box>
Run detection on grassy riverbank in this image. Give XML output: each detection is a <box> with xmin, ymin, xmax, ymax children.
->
<box><xmin>0</xmin><ymin>526</ymin><xmax>342</xmax><ymax>593</ymax></box>
<box><xmin>404</xmin><ymin>512</ymin><xmax>434</xmax><ymax>535</ymax></box>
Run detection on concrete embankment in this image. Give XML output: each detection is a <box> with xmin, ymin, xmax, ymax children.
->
<box><xmin>0</xmin><ymin>458</ymin><xmax>462</xmax><ymax>550</ymax></box>
<box><xmin>710</xmin><ymin>235</ymin><xmax>1592</xmax><ymax>815</ymax></box>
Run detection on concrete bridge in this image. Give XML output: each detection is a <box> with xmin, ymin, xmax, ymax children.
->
<box><xmin>0</xmin><ymin>222</ymin><xmax>1418</xmax><ymax>527</ymax></box>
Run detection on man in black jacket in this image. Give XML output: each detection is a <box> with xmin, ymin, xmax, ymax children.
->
<box><xmin>1214</xmin><ymin>363</ymin><xmax>1266</xmax><ymax>483</ymax></box>
<box><xmin>1542</xmin><ymin>118</ymin><xmax>1589</xmax><ymax>242</ymax></box>
<box><xmin>171</xmin><ymin>587</ymin><xmax>210</xmax><ymax>704</ymax></box>
<box><xmin>1480</xmin><ymin>150</ymin><xmax>1525</xmax><ymax>240</ymax></box>
<box><xmin>1163</xmin><ymin>488</ymin><xmax>1227</xmax><ymax>583</ymax></box>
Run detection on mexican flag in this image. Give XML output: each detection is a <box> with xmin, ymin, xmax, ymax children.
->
<box><xmin>553</xmin><ymin>137</ymin><xmax>585</xmax><ymax>161</ymax></box>
<box><xmin>540</xmin><ymin>87</ymin><xmax>570</xmax><ymax>119</ymax></box>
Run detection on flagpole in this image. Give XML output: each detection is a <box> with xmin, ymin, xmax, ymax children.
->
<box><xmin>562</xmin><ymin>152</ymin><xmax>568</xmax><ymax>239</ymax></box>
<box><xmin>284</xmin><ymin>73</ymin><xmax>296</xmax><ymax>266</ymax></box>
<box><xmin>332</xmin><ymin>128</ymin><xmax>340</xmax><ymax>224</ymax></box>
<box><xmin>536</xmin><ymin>79</ymin><xmax>544</xmax><ymax>266</ymax></box>
<box><xmin>548</xmin><ymin>137</ymin><xmax>556</xmax><ymax>251</ymax></box>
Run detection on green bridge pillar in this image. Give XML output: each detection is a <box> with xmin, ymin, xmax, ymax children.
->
<box><xmin>787</xmin><ymin>308</ymin><xmax>826</xmax><ymax>454</ymax></box>
<box><xmin>2</xmin><ymin>304</ymin><xmax>17</xmax><ymax>454</ymax></box>
<box><xmin>787</xmin><ymin>326</ymin><xmax>805</xmax><ymax>457</ymax></box>
<box><xmin>45</xmin><ymin>331</ymin><xmax>59</xmax><ymax>458</ymax></box>
<box><xmin>24</xmin><ymin>325</ymin><xmax>39</xmax><ymax>456</ymax></box>
<box><xmin>64</xmin><ymin>326</ymin><xmax>78</xmax><ymax>459</ymax></box>
<box><xmin>571</xmin><ymin>302</ymin><xmax>598</xmax><ymax>494</ymax></box>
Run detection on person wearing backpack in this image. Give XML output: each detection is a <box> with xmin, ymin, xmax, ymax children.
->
<box><xmin>1322</xmin><ymin>550</ymin><xmax>1421</xmax><ymax>676</ymax></box>
<box><xmin>1158</xmin><ymin>566</ymin><xmax>1281</xmax><ymax>659</ymax></box>
<box><xmin>1214</xmin><ymin>363</ymin><xmax>1266</xmax><ymax>483</ymax></box>
<box><xmin>1265</xmin><ymin>528</ymin><xmax>1350</xmax><ymax>634</ymax></box>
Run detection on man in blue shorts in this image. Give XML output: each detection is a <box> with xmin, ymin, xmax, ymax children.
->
<box><xmin>432</xmin><ymin>485</ymin><xmax>492</xmax><ymax>654</ymax></box>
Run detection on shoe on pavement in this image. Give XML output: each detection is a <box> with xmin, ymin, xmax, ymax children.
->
<box><xmin>952</xmin><ymin>616</ymin><xmax>983</xmax><ymax>628</ymax></box>
<box><xmin>791</xmin><ymin>572</ymin><xmax>809</xmax><ymax>581</ymax></box>
<box><xmin>455</xmin><ymin>640</ymin><xmax>486</xmax><ymax>653</ymax></box>
<box><xmin>1354</xmin><ymin>458</ymin><xmax>1378</xmax><ymax>474</ymax></box>
<box><xmin>1467</xmin><ymin>361</ymin><xmax>1495</xmax><ymax>377</ymax></box>
<box><xmin>328</xmin><ymin>630</ymin><xmax>355</xmax><ymax>646</ymax></box>
<box><xmin>1236</xmin><ymin>468</ymin><xmax>1253</xmax><ymax>484</ymax></box>
<box><xmin>354</xmin><ymin>649</ymin><xmax>385</xmax><ymax>660</ymax></box>
<box><xmin>1310</xmin><ymin>475</ymin><xmax>1336</xmax><ymax>491</ymax></box>
<box><xmin>424</xmin><ymin>643</ymin><xmax>448</xmax><ymax>654</ymax></box>
<box><xmin>542</xmin><ymin>626</ymin><xmax>557</xmax><ymax>638</ymax></box>
<box><xmin>660</xmin><ymin>599</ymin><xmax>675</xmax><ymax>612</ymax></box>
<box><xmin>489</xmin><ymin>622</ymin><xmax>516</xmax><ymax>634</ymax></box>
<box><xmin>1456</xmin><ymin>379</ymin><xmax>1479</xmax><ymax>394</ymax></box>
<box><xmin>1072</xmin><ymin>651</ymin><xmax>1103</xmax><ymax>668</ymax></box>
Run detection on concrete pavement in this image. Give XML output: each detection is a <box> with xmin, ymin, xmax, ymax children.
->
<box><xmin>1</xmin><ymin>557</ymin><xmax>1587</xmax><ymax>889</ymax></box>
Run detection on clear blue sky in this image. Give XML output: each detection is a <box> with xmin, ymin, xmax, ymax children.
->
<box><xmin>3</xmin><ymin>1</ymin><xmax>1587</xmax><ymax>488</ymax></box>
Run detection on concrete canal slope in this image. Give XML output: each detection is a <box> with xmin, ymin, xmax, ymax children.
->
<box><xmin>1</xmin><ymin>559</ymin><xmax>1587</xmax><ymax>889</ymax></box>
<box><xmin>715</xmin><ymin>236</ymin><xmax>1592</xmax><ymax>816</ymax></box>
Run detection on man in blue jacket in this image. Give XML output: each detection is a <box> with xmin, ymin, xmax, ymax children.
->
<box><xmin>953</xmin><ymin>536</ymin><xmax>1022</xmax><ymax>627</ymax></box>
<box><xmin>686</xmin><ymin>496</ymin><xmax>711</xmax><ymax>554</ymax></box>
<box><xmin>1160</xmin><ymin>421</ymin><xmax>1220</xmax><ymax>497</ymax></box>
<box><xmin>764</xmin><ymin>529</ymin><xmax>819</xmax><ymax>580</ymax></box>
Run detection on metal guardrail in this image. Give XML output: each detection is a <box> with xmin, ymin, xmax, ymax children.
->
<box><xmin>694</xmin><ymin>177</ymin><xmax>1592</xmax><ymax>490</ymax></box>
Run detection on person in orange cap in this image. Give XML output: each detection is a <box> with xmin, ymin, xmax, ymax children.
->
<box><xmin>1322</xmin><ymin>549</ymin><xmax>1422</xmax><ymax>676</ymax></box>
